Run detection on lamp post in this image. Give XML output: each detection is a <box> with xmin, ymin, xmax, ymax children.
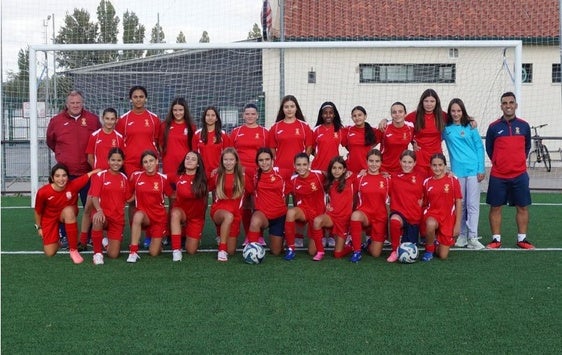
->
<box><xmin>43</xmin><ymin>15</ymin><xmax>50</xmax><ymax>113</ymax></box>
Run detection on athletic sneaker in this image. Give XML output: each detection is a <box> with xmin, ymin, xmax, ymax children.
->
<box><xmin>172</xmin><ymin>249</ymin><xmax>183</xmax><ymax>262</ymax></box>
<box><xmin>127</xmin><ymin>252</ymin><xmax>140</xmax><ymax>263</ymax></box>
<box><xmin>77</xmin><ymin>242</ymin><xmax>88</xmax><ymax>252</ymax></box>
<box><xmin>69</xmin><ymin>249</ymin><xmax>84</xmax><ymax>264</ymax></box>
<box><xmin>312</xmin><ymin>251</ymin><xmax>325</xmax><ymax>261</ymax></box>
<box><xmin>258</xmin><ymin>237</ymin><xmax>267</xmax><ymax>246</ymax></box>
<box><xmin>59</xmin><ymin>235</ymin><xmax>68</xmax><ymax>250</ymax></box>
<box><xmin>383</xmin><ymin>239</ymin><xmax>391</xmax><ymax>247</ymax></box>
<box><xmin>217</xmin><ymin>250</ymin><xmax>228</xmax><ymax>262</ymax></box>
<box><xmin>516</xmin><ymin>239</ymin><xmax>535</xmax><ymax>250</ymax></box>
<box><xmin>349</xmin><ymin>251</ymin><xmax>362</xmax><ymax>263</ymax></box>
<box><xmin>142</xmin><ymin>237</ymin><xmax>151</xmax><ymax>249</ymax></box>
<box><xmin>93</xmin><ymin>253</ymin><xmax>104</xmax><ymax>265</ymax></box>
<box><xmin>283</xmin><ymin>248</ymin><xmax>296</xmax><ymax>261</ymax></box>
<box><xmin>327</xmin><ymin>237</ymin><xmax>336</xmax><ymax>247</ymax></box>
<box><xmin>361</xmin><ymin>238</ymin><xmax>372</xmax><ymax>252</ymax></box>
<box><xmin>486</xmin><ymin>239</ymin><xmax>502</xmax><ymax>249</ymax></box>
<box><xmin>386</xmin><ymin>250</ymin><xmax>398</xmax><ymax>263</ymax></box>
<box><xmin>294</xmin><ymin>237</ymin><xmax>304</xmax><ymax>248</ymax></box>
<box><xmin>421</xmin><ymin>251</ymin><xmax>433</xmax><ymax>262</ymax></box>
<box><xmin>455</xmin><ymin>235</ymin><xmax>468</xmax><ymax>248</ymax></box>
<box><xmin>467</xmin><ymin>238</ymin><xmax>485</xmax><ymax>250</ymax></box>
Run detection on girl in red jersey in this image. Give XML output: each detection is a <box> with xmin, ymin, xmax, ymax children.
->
<box><xmin>387</xmin><ymin>150</ymin><xmax>425</xmax><ymax>263</ymax></box>
<box><xmin>34</xmin><ymin>164</ymin><xmax>99</xmax><ymax>264</ymax></box>
<box><xmin>230</xmin><ymin>103</ymin><xmax>269</xmax><ymax>242</ymax></box>
<box><xmin>209</xmin><ymin>148</ymin><xmax>254</xmax><ymax>262</ymax></box>
<box><xmin>311</xmin><ymin>102</ymin><xmax>344</xmax><ymax>173</ymax></box>
<box><xmin>80</xmin><ymin>107</ymin><xmax>125</xmax><ymax>250</ymax></box>
<box><xmin>115</xmin><ymin>86</ymin><xmax>160</xmax><ymax>176</ymax></box>
<box><xmin>159</xmin><ymin>97</ymin><xmax>196</xmax><ymax>184</ymax></box>
<box><xmin>126</xmin><ymin>150</ymin><xmax>174</xmax><ymax>263</ymax></box>
<box><xmin>379</xmin><ymin>102</ymin><xmax>414</xmax><ymax>173</ymax></box>
<box><xmin>89</xmin><ymin>148</ymin><xmax>132</xmax><ymax>265</ymax></box>
<box><xmin>310</xmin><ymin>156</ymin><xmax>354</xmax><ymax>261</ymax></box>
<box><xmin>192</xmin><ymin>106</ymin><xmax>232</xmax><ymax>178</ymax></box>
<box><xmin>246</xmin><ymin>147</ymin><xmax>289</xmax><ymax>256</ymax></box>
<box><xmin>421</xmin><ymin>153</ymin><xmax>463</xmax><ymax>262</ymax></box>
<box><xmin>169</xmin><ymin>151</ymin><xmax>208</xmax><ymax>261</ymax></box>
<box><xmin>341</xmin><ymin>106</ymin><xmax>378</xmax><ymax>175</ymax></box>
<box><xmin>348</xmin><ymin>149</ymin><xmax>390</xmax><ymax>263</ymax></box>
<box><xmin>283</xmin><ymin>153</ymin><xmax>326</xmax><ymax>261</ymax></box>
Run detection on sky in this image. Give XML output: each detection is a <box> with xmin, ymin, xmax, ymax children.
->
<box><xmin>0</xmin><ymin>0</ymin><xmax>264</xmax><ymax>78</ymax></box>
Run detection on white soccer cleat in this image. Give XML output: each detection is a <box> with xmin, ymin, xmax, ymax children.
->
<box><xmin>217</xmin><ymin>250</ymin><xmax>228</xmax><ymax>262</ymax></box>
<box><xmin>172</xmin><ymin>249</ymin><xmax>183</xmax><ymax>262</ymax></box>
<box><xmin>126</xmin><ymin>252</ymin><xmax>140</xmax><ymax>263</ymax></box>
<box><xmin>93</xmin><ymin>253</ymin><xmax>104</xmax><ymax>265</ymax></box>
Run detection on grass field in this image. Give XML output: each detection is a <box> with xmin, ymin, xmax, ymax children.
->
<box><xmin>2</xmin><ymin>194</ymin><xmax>562</xmax><ymax>353</ymax></box>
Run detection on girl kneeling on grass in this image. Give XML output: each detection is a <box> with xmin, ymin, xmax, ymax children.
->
<box><xmin>283</xmin><ymin>153</ymin><xmax>326</xmax><ymax>261</ymax></box>
<box><xmin>209</xmin><ymin>147</ymin><xmax>254</xmax><ymax>262</ymax></box>
<box><xmin>34</xmin><ymin>164</ymin><xmax>100</xmax><ymax>264</ymax></box>
<box><xmin>246</xmin><ymin>147</ymin><xmax>289</xmax><ymax>256</ymax></box>
<box><xmin>169</xmin><ymin>151</ymin><xmax>208</xmax><ymax>262</ymax></box>
<box><xmin>387</xmin><ymin>150</ymin><xmax>424</xmax><ymax>263</ymax></box>
<box><xmin>310</xmin><ymin>156</ymin><xmax>354</xmax><ymax>261</ymax></box>
<box><xmin>348</xmin><ymin>149</ymin><xmax>390</xmax><ymax>263</ymax></box>
<box><xmin>127</xmin><ymin>150</ymin><xmax>174</xmax><ymax>263</ymax></box>
<box><xmin>89</xmin><ymin>148</ymin><xmax>132</xmax><ymax>265</ymax></box>
<box><xmin>421</xmin><ymin>153</ymin><xmax>463</xmax><ymax>261</ymax></box>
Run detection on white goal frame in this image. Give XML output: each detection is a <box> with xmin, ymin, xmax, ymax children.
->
<box><xmin>28</xmin><ymin>40</ymin><xmax>522</xmax><ymax>206</ymax></box>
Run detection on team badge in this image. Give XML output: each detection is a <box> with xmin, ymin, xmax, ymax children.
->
<box><xmin>255</xmin><ymin>133</ymin><xmax>260</xmax><ymax>139</ymax></box>
<box><xmin>460</xmin><ymin>130</ymin><xmax>465</xmax><ymax>137</ymax></box>
<box><xmin>145</xmin><ymin>119</ymin><xmax>150</xmax><ymax>127</ymax></box>
<box><xmin>379</xmin><ymin>181</ymin><xmax>385</xmax><ymax>189</ymax></box>
<box><xmin>271</xmin><ymin>176</ymin><xmax>276</xmax><ymax>182</ymax></box>
<box><xmin>112</xmin><ymin>139</ymin><xmax>117</xmax><ymax>147</ymax></box>
<box><xmin>120</xmin><ymin>180</ymin><xmax>125</xmax><ymax>189</ymax></box>
<box><xmin>295</xmin><ymin>128</ymin><xmax>301</xmax><ymax>136</ymax></box>
<box><xmin>81</xmin><ymin>118</ymin><xmax>87</xmax><ymax>126</ymax></box>
<box><xmin>183</xmin><ymin>128</ymin><xmax>188</xmax><ymax>136</ymax></box>
<box><xmin>153</xmin><ymin>182</ymin><xmax>160</xmax><ymax>191</ymax></box>
<box><xmin>444</xmin><ymin>184</ymin><xmax>450</xmax><ymax>193</ymax></box>
<box><xmin>66</xmin><ymin>191</ymin><xmax>73</xmax><ymax>200</ymax></box>
<box><xmin>411</xmin><ymin>176</ymin><xmax>417</xmax><ymax>184</ymax></box>
<box><xmin>310</xmin><ymin>182</ymin><xmax>317</xmax><ymax>191</ymax></box>
<box><xmin>515</xmin><ymin>127</ymin><xmax>521</xmax><ymax>135</ymax></box>
<box><xmin>403</xmin><ymin>133</ymin><xmax>407</xmax><ymax>140</ymax></box>
<box><xmin>334</xmin><ymin>132</ymin><xmax>339</xmax><ymax>139</ymax></box>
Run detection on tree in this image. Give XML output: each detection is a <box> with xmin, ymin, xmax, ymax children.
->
<box><xmin>122</xmin><ymin>10</ymin><xmax>145</xmax><ymax>59</ymax></box>
<box><xmin>146</xmin><ymin>22</ymin><xmax>166</xmax><ymax>56</ymax></box>
<box><xmin>175</xmin><ymin>31</ymin><xmax>187</xmax><ymax>52</ymax></box>
<box><xmin>2</xmin><ymin>48</ymin><xmax>30</xmax><ymax>101</ymax></box>
<box><xmin>97</xmin><ymin>0</ymin><xmax>120</xmax><ymax>63</ymax></box>
<box><xmin>199</xmin><ymin>30</ymin><xmax>210</xmax><ymax>43</ymax></box>
<box><xmin>247</xmin><ymin>23</ymin><xmax>262</xmax><ymax>40</ymax></box>
<box><xmin>56</xmin><ymin>9</ymin><xmax>99</xmax><ymax>69</ymax></box>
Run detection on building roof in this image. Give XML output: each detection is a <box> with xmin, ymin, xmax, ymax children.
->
<box><xmin>283</xmin><ymin>0</ymin><xmax>559</xmax><ymax>42</ymax></box>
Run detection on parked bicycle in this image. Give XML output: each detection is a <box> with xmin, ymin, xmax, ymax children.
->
<box><xmin>528</xmin><ymin>124</ymin><xmax>552</xmax><ymax>172</ymax></box>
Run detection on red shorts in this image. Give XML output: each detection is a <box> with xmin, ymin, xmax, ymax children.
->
<box><xmin>327</xmin><ymin>213</ymin><xmax>350</xmax><ymax>238</ymax></box>
<box><xmin>211</xmin><ymin>208</ymin><xmax>241</xmax><ymax>238</ymax></box>
<box><xmin>368</xmin><ymin>218</ymin><xmax>388</xmax><ymax>243</ymax></box>
<box><xmin>184</xmin><ymin>217</ymin><xmax>205</xmax><ymax>239</ymax></box>
<box><xmin>41</xmin><ymin>222</ymin><xmax>60</xmax><ymax>246</ymax></box>
<box><xmin>106</xmin><ymin>219</ymin><xmax>125</xmax><ymax>241</ymax></box>
<box><xmin>423</xmin><ymin>213</ymin><xmax>455</xmax><ymax>246</ymax></box>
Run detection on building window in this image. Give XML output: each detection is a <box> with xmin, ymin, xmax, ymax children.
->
<box><xmin>522</xmin><ymin>63</ymin><xmax>533</xmax><ymax>83</ymax></box>
<box><xmin>359</xmin><ymin>64</ymin><xmax>456</xmax><ymax>83</ymax></box>
<box><xmin>552</xmin><ymin>64</ymin><xmax>561</xmax><ymax>83</ymax></box>
<box><xmin>448</xmin><ymin>48</ymin><xmax>459</xmax><ymax>59</ymax></box>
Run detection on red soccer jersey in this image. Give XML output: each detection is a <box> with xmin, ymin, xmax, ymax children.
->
<box><xmin>129</xmin><ymin>171</ymin><xmax>173</xmax><ymax>224</ymax></box>
<box><xmin>423</xmin><ymin>175</ymin><xmax>463</xmax><ymax>235</ymax></box>
<box><xmin>354</xmin><ymin>173</ymin><xmax>389</xmax><ymax>221</ymax></box>
<box><xmin>380</xmin><ymin>123</ymin><xmax>414</xmax><ymax>173</ymax></box>
<box><xmin>253</xmin><ymin>168</ymin><xmax>288</xmax><ymax>219</ymax></box>
<box><xmin>268</xmin><ymin>120</ymin><xmax>314</xmax><ymax>171</ymax></box>
<box><xmin>405</xmin><ymin>111</ymin><xmax>446</xmax><ymax>176</ymax></box>
<box><xmin>86</xmin><ymin>129</ymin><xmax>124</xmax><ymax>170</ymax></box>
<box><xmin>159</xmin><ymin>121</ymin><xmax>194</xmax><ymax>182</ymax></box>
<box><xmin>311</xmin><ymin>125</ymin><xmax>343</xmax><ymax>172</ymax></box>
<box><xmin>209</xmin><ymin>172</ymin><xmax>254</xmax><ymax>215</ymax></box>
<box><xmin>289</xmin><ymin>170</ymin><xmax>326</xmax><ymax>221</ymax></box>
<box><xmin>172</xmin><ymin>173</ymin><xmax>207</xmax><ymax>220</ymax></box>
<box><xmin>341</xmin><ymin>125</ymin><xmax>378</xmax><ymax>174</ymax></box>
<box><xmin>230</xmin><ymin>125</ymin><xmax>269</xmax><ymax>176</ymax></box>
<box><xmin>116</xmin><ymin>110</ymin><xmax>160</xmax><ymax>175</ymax></box>
<box><xmin>89</xmin><ymin>170</ymin><xmax>130</xmax><ymax>222</ymax></box>
<box><xmin>192</xmin><ymin>129</ymin><xmax>232</xmax><ymax>177</ymax></box>
<box><xmin>326</xmin><ymin>175</ymin><xmax>355</xmax><ymax>221</ymax></box>
<box><xmin>389</xmin><ymin>171</ymin><xmax>424</xmax><ymax>224</ymax></box>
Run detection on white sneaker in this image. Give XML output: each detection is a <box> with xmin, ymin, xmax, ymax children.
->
<box><xmin>93</xmin><ymin>253</ymin><xmax>104</xmax><ymax>265</ymax></box>
<box><xmin>295</xmin><ymin>237</ymin><xmax>304</xmax><ymax>248</ymax></box>
<box><xmin>327</xmin><ymin>236</ymin><xmax>336</xmax><ymax>247</ymax></box>
<box><xmin>217</xmin><ymin>250</ymin><xmax>228</xmax><ymax>262</ymax></box>
<box><xmin>127</xmin><ymin>252</ymin><xmax>140</xmax><ymax>263</ymax></box>
<box><xmin>172</xmin><ymin>249</ymin><xmax>183</xmax><ymax>262</ymax></box>
<box><xmin>467</xmin><ymin>237</ymin><xmax>485</xmax><ymax>250</ymax></box>
<box><xmin>455</xmin><ymin>235</ymin><xmax>468</xmax><ymax>247</ymax></box>
<box><xmin>102</xmin><ymin>237</ymin><xmax>109</xmax><ymax>250</ymax></box>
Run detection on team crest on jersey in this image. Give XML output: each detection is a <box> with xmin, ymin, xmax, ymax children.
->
<box><xmin>112</xmin><ymin>139</ymin><xmax>117</xmax><ymax>147</ymax></box>
<box><xmin>153</xmin><ymin>182</ymin><xmax>160</xmax><ymax>191</ymax></box>
<box><xmin>255</xmin><ymin>133</ymin><xmax>260</xmax><ymax>139</ymax></box>
<box><xmin>144</xmin><ymin>119</ymin><xmax>150</xmax><ymax>127</ymax></box>
<box><xmin>80</xmin><ymin>117</ymin><xmax>87</xmax><ymax>126</ymax></box>
<box><xmin>444</xmin><ymin>184</ymin><xmax>450</xmax><ymax>193</ymax></box>
<box><xmin>379</xmin><ymin>181</ymin><xmax>385</xmax><ymax>189</ymax></box>
<box><xmin>121</xmin><ymin>180</ymin><xmax>125</xmax><ymax>189</ymax></box>
<box><xmin>212</xmin><ymin>136</ymin><xmax>217</xmax><ymax>143</ymax></box>
<box><xmin>66</xmin><ymin>191</ymin><xmax>73</xmax><ymax>200</ymax></box>
<box><xmin>183</xmin><ymin>128</ymin><xmax>188</xmax><ymax>135</ymax></box>
<box><xmin>295</xmin><ymin>128</ymin><xmax>301</xmax><ymax>136</ymax></box>
<box><xmin>515</xmin><ymin>127</ymin><xmax>521</xmax><ymax>135</ymax></box>
<box><xmin>411</xmin><ymin>176</ymin><xmax>417</xmax><ymax>184</ymax></box>
<box><xmin>334</xmin><ymin>132</ymin><xmax>339</xmax><ymax>139</ymax></box>
<box><xmin>271</xmin><ymin>176</ymin><xmax>276</xmax><ymax>182</ymax></box>
<box><xmin>402</xmin><ymin>133</ymin><xmax>407</xmax><ymax>140</ymax></box>
<box><xmin>460</xmin><ymin>130</ymin><xmax>465</xmax><ymax>137</ymax></box>
<box><xmin>310</xmin><ymin>182</ymin><xmax>317</xmax><ymax>191</ymax></box>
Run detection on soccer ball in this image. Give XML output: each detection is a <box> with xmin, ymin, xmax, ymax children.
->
<box><xmin>397</xmin><ymin>242</ymin><xmax>418</xmax><ymax>263</ymax></box>
<box><xmin>242</xmin><ymin>242</ymin><xmax>265</xmax><ymax>264</ymax></box>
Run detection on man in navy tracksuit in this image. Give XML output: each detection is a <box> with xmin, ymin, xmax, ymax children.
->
<box><xmin>485</xmin><ymin>92</ymin><xmax>534</xmax><ymax>250</ymax></box>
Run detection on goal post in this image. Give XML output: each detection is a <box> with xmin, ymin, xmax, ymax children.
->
<box><xmin>28</xmin><ymin>40</ymin><xmax>523</xmax><ymax>206</ymax></box>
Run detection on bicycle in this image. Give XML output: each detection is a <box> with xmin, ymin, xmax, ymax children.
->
<box><xmin>528</xmin><ymin>124</ymin><xmax>552</xmax><ymax>172</ymax></box>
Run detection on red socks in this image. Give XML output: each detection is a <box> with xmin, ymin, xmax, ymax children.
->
<box><xmin>389</xmin><ymin>219</ymin><xmax>402</xmax><ymax>251</ymax></box>
<box><xmin>91</xmin><ymin>230</ymin><xmax>103</xmax><ymax>254</ymax></box>
<box><xmin>65</xmin><ymin>223</ymin><xmax>79</xmax><ymax>250</ymax></box>
<box><xmin>285</xmin><ymin>221</ymin><xmax>296</xmax><ymax>249</ymax></box>
<box><xmin>171</xmin><ymin>234</ymin><xmax>182</xmax><ymax>250</ymax></box>
<box><xmin>218</xmin><ymin>242</ymin><xmax>227</xmax><ymax>252</ymax></box>
<box><xmin>129</xmin><ymin>244</ymin><xmax>139</xmax><ymax>253</ymax></box>
<box><xmin>350</xmin><ymin>220</ymin><xmax>363</xmax><ymax>252</ymax></box>
<box><xmin>247</xmin><ymin>230</ymin><xmax>260</xmax><ymax>244</ymax></box>
<box><xmin>310</xmin><ymin>228</ymin><xmax>324</xmax><ymax>253</ymax></box>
